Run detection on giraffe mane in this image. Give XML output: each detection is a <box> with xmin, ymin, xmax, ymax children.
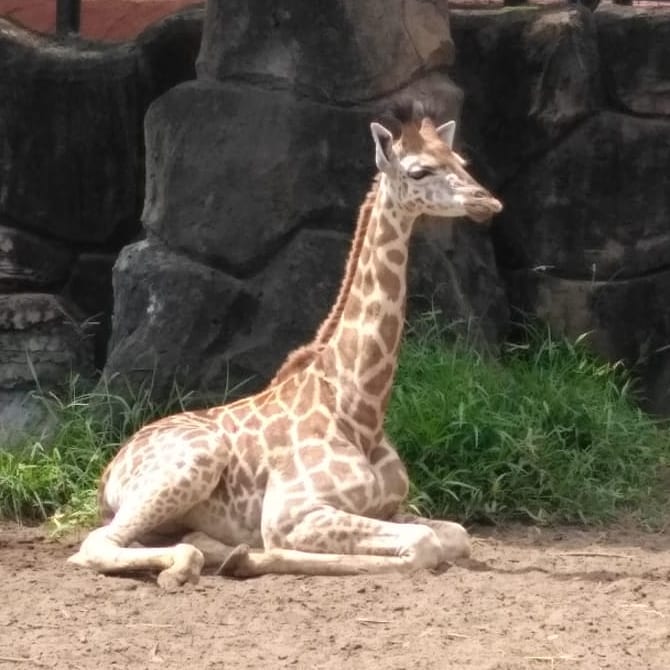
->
<box><xmin>269</xmin><ymin>175</ymin><xmax>381</xmax><ymax>386</ymax></box>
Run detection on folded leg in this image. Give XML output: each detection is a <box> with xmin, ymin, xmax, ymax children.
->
<box><xmin>219</xmin><ymin>506</ymin><xmax>461</xmax><ymax>578</ymax></box>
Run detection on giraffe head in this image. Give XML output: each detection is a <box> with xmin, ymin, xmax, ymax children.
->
<box><xmin>370</xmin><ymin>111</ymin><xmax>502</xmax><ymax>223</ymax></box>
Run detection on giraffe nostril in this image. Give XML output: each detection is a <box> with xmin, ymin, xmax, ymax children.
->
<box><xmin>474</xmin><ymin>189</ymin><xmax>488</xmax><ymax>198</ymax></box>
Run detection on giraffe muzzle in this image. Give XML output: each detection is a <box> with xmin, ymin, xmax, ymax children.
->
<box><xmin>464</xmin><ymin>192</ymin><xmax>503</xmax><ymax>223</ymax></box>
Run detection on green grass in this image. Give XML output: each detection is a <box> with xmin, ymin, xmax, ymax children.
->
<box><xmin>1</xmin><ymin>325</ymin><xmax>669</xmax><ymax>530</ymax></box>
<box><xmin>388</xmin><ymin>320</ymin><xmax>670</xmax><ymax>526</ymax></box>
<box><xmin>0</xmin><ymin>378</ymin><xmax>199</xmax><ymax>529</ymax></box>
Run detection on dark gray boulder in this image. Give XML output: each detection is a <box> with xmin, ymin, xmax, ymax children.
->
<box><xmin>450</xmin><ymin>6</ymin><xmax>603</xmax><ymax>186</ymax></box>
<box><xmin>0</xmin><ymin>391</ymin><xmax>53</xmax><ymax>448</ymax></box>
<box><xmin>221</xmin><ymin>228</ymin><xmax>351</xmax><ymax>386</ymax></box>
<box><xmin>198</xmin><ymin>0</ymin><xmax>455</xmax><ymax>103</ymax></box>
<box><xmin>0</xmin><ymin>293</ymin><xmax>94</xmax><ymax>389</ymax></box>
<box><xmin>0</xmin><ymin>23</ymin><xmax>143</xmax><ymax>244</ymax></box>
<box><xmin>137</xmin><ymin>7</ymin><xmax>204</xmax><ymax>98</ymax></box>
<box><xmin>410</xmin><ymin>219</ymin><xmax>509</xmax><ymax>347</ymax></box>
<box><xmin>0</xmin><ymin>12</ymin><xmax>203</xmax><ymax>246</ymax></box>
<box><xmin>142</xmin><ymin>77</ymin><xmax>465</xmax><ymax>274</ymax></box>
<box><xmin>596</xmin><ymin>6</ymin><xmax>670</xmax><ymax>116</ymax></box>
<box><xmin>449</xmin><ymin>6</ymin><xmax>670</xmax><ymax>414</ymax></box>
<box><xmin>0</xmin><ymin>225</ymin><xmax>73</xmax><ymax>291</ymax></box>
<box><xmin>62</xmin><ymin>253</ymin><xmax>117</xmax><ymax>368</ymax></box>
<box><xmin>492</xmin><ymin>112</ymin><xmax>670</xmax><ymax>280</ymax></box>
<box><xmin>142</xmin><ymin>80</ymin><xmax>372</xmax><ymax>274</ymax></box>
<box><xmin>104</xmin><ymin>240</ymin><xmax>256</xmax><ymax>397</ymax></box>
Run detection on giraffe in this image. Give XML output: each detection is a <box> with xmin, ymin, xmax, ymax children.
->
<box><xmin>68</xmin><ymin>104</ymin><xmax>503</xmax><ymax>589</ymax></box>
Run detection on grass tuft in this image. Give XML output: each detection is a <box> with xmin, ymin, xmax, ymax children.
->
<box><xmin>0</xmin><ymin>377</ymin><xmax>200</xmax><ymax>529</ymax></box>
<box><xmin>387</xmin><ymin>318</ymin><xmax>670</xmax><ymax>525</ymax></box>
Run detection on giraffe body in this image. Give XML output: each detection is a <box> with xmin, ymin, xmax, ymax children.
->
<box><xmin>70</xmin><ymin>106</ymin><xmax>503</xmax><ymax>587</ymax></box>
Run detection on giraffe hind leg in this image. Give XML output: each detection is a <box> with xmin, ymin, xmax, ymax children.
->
<box><xmin>69</xmin><ymin>465</ymin><xmax>224</xmax><ymax>588</ymax></box>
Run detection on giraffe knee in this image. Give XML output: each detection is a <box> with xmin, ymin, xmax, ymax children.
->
<box><xmin>67</xmin><ymin>527</ymin><xmax>120</xmax><ymax>571</ymax></box>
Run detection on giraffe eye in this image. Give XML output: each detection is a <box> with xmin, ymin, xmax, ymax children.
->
<box><xmin>408</xmin><ymin>166</ymin><xmax>433</xmax><ymax>180</ymax></box>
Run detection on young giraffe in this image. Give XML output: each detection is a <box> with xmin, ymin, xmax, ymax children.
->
<box><xmin>69</xmin><ymin>106</ymin><xmax>502</xmax><ymax>588</ymax></box>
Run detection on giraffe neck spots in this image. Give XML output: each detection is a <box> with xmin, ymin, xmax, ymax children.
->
<box><xmin>323</xmin><ymin>178</ymin><xmax>414</xmax><ymax>433</ymax></box>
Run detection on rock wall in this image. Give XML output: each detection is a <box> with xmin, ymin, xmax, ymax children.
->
<box><xmin>0</xmin><ymin>10</ymin><xmax>203</xmax><ymax>438</ymax></box>
<box><xmin>2</xmin><ymin>2</ymin><xmax>669</xmax><ymax>433</ymax></box>
<box><xmin>449</xmin><ymin>5</ymin><xmax>670</xmax><ymax>413</ymax></box>
<box><xmin>103</xmin><ymin>0</ymin><xmax>508</xmax><ymax>399</ymax></box>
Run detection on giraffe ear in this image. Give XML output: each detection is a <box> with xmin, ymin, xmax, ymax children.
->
<box><xmin>436</xmin><ymin>120</ymin><xmax>456</xmax><ymax>149</ymax></box>
<box><xmin>370</xmin><ymin>122</ymin><xmax>395</xmax><ymax>173</ymax></box>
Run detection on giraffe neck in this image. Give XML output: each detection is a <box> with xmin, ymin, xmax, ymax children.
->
<box><xmin>319</xmin><ymin>176</ymin><xmax>414</xmax><ymax>443</ymax></box>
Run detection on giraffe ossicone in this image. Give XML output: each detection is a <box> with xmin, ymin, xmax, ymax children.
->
<box><xmin>68</xmin><ymin>103</ymin><xmax>503</xmax><ymax>588</ymax></box>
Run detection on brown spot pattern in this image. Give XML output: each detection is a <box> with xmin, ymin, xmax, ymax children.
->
<box><xmin>377</xmin><ymin>262</ymin><xmax>402</xmax><ymax>302</ymax></box>
<box><xmin>361</xmin><ymin>268</ymin><xmax>375</xmax><ymax>296</ymax></box>
<box><xmin>343</xmin><ymin>484</ymin><xmax>368</xmax><ymax>510</ymax></box>
<box><xmin>250</xmin><ymin>498</ymin><xmax>262</xmax><ymax>522</ymax></box>
<box><xmin>300</xmin><ymin>446</ymin><xmax>325</xmax><ymax>470</ymax></box>
<box><xmin>244</xmin><ymin>414</ymin><xmax>262</xmax><ymax>431</ymax></box>
<box><xmin>194</xmin><ymin>453</ymin><xmax>214</xmax><ymax>469</ymax></box>
<box><xmin>342</xmin><ymin>293</ymin><xmax>362</xmax><ymax>321</ymax></box>
<box><xmin>368</xmin><ymin>445</ymin><xmax>389</xmax><ymax>465</ymax></box>
<box><xmin>379</xmin><ymin>460</ymin><xmax>410</xmax><ymax>501</ymax></box>
<box><xmin>310</xmin><ymin>470</ymin><xmax>333</xmax><ymax>492</ymax></box>
<box><xmin>365</xmin><ymin>301</ymin><xmax>382</xmax><ymax>320</ymax></box>
<box><xmin>376</xmin><ymin>217</ymin><xmax>399</xmax><ymax>247</ymax></box>
<box><xmin>386</xmin><ymin>249</ymin><xmax>405</xmax><ymax>265</ymax></box>
<box><xmin>352</xmin><ymin>399</ymin><xmax>378</xmax><ymax>429</ymax></box>
<box><xmin>264</xmin><ymin>416</ymin><xmax>291</xmax><ymax>444</ymax></box>
<box><xmin>360</xmin><ymin>336</ymin><xmax>384</xmax><ymax>370</ymax></box>
<box><xmin>330</xmin><ymin>459</ymin><xmax>354</xmax><ymax>482</ymax></box>
<box><xmin>379</xmin><ymin>313</ymin><xmax>400</xmax><ymax>352</ymax></box>
<box><xmin>297</xmin><ymin>410</ymin><xmax>330</xmax><ymax>441</ymax></box>
<box><xmin>363</xmin><ymin>363</ymin><xmax>394</xmax><ymax>397</ymax></box>
<box><xmin>88</xmin><ymin>113</ymin><xmax>498</xmax><ymax>565</ymax></box>
<box><xmin>336</xmin><ymin>326</ymin><xmax>359</xmax><ymax>371</ymax></box>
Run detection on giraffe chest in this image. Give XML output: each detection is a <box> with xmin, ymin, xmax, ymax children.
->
<box><xmin>265</xmin><ymin>435</ymin><xmax>408</xmax><ymax>521</ymax></box>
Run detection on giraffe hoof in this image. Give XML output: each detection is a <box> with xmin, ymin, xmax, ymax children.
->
<box><xmin>67</xmin><ymin>551</ymin><xmax>89</xmax><ymax>568</ymax></box>
<box><xmin>217</xmin><ymin>544</ymin><xmax>251</xmax><ymax>578</ymax></box>
<box><xmin>429</xmin><ymin>521</ymin><xmax>472</xmax><ymax>561</ymax></box>
<box><xmin>157</xmin><ymin>544</ymin><xmax>204</xmax><ymax>590</ymax></box>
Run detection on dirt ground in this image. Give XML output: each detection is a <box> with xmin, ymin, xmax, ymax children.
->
<box><xmin>1</xmin><ymin>523</ymin><xmax>668</xmax><ymax>669</ymax></box>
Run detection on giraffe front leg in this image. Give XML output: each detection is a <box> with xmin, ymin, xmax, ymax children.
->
<box><xmin>391</xmin><ymin>513</ymin><xmax>471</xmax><ymax>561</ymax></box>
<box><xmin>69</xmin><ymin>443</ymin><xmax>230</xmax><ymax>588</ymax></box>
<box><xmin>218</xmin><ymin>506</ymin><xmax>452</xmax><ymax>578</ymax></box>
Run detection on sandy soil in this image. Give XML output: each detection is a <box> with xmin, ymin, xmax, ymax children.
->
<box><xmin>1</xmin><ymin>522</ymin><xmax>669</xmax><ymax>669</ymax></box>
